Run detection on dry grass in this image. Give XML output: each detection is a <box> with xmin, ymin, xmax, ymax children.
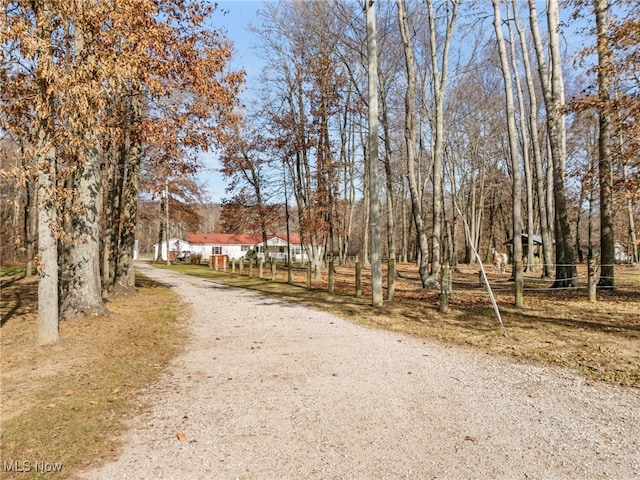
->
<box><xmin>0</xmin><ymin>273</ymin><xmax>186</xmax><ymax>479</ymax></box>
<box><xmin>0</xmin><ymin>260</ymin><xmax>637</xmax><ymax>477</ymax></box>
<box><xmin>163</xmin><ymin>260</ymin><xmax>640</xmax><ymax>388</ymax></box>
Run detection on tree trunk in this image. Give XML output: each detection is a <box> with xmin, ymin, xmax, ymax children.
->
<box><xmin>514</xmin><ymin>2</ymin><xmax>553</xmax><ymax>277</ymax></box>
<box><xmin>595</xmin><ymin>0</ymin><xmax>615</xmax><ymax>287</ymax></box>
<box><xmin>62</xmin><ymin>144</ymin><xmax>107</xmax><ymax>318</ymax></box>
<box><xmin>529</xmin><ymin>0</ymin><xmax>577</xmax><ymax>287</ymax></box>
<box><xmin>493</xmin><ymin>0</ymin><xmax>524</xmax><ymax>307</ymax></box>
<box><xmin>425</xmin><ymin>0</ymin><xmax>458</xmax><ymax>283</ymax></box>
<box><xmin>61</xmin><ymin>14</ymin><xmax>106</xmax><ymax>318</ymax></box>
<box><xmin>397</xmin><ymin>0</ymin><xmax>432</xmax><ymax>288</ymax></box>
<box><xmin>366</xmin><ymin>0</ymin><xmax>383</xmax><ymax>307</ymax></box>
<box><xmin>24</xmin><ymin>169</ymin><xmax>37</xmax><ymax>278</ymax></box>
<box><xmin>36</xmin><ymin>144</ymin><xmax>60</xmax><ymax>345</ymax></box>
<box><xmin>114</xmin><ymin>94</ymin><xmax>141</xmax><ymax>291</ymax></box>
<box><xmin>34</xmin><ymin>0</ymin><xmax>59</xmax><ymax>345</ymax></box>
<box><xmin>507</xmin><ymin>3</ymin><xmax>535</xmax><ymax>272</ymax></box>
<box><xmin>379</xmin><ymin>72</ymin><xmax>397</xmax><ymax>297</ymax></box>
<box><xmin>401</xmin><ymin>180</ymin><xmax>408</xmax><ymax>263</ymax></box>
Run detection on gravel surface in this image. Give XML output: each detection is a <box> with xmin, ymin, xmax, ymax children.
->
<box><xmin>82</xmin><ymin>262</ymin><xmax>640</xmax><ymax>480</ymax></box>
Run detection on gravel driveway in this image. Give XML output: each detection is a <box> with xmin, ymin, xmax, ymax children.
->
<box><xmin>82</xmin><ymin>262</ymin><xmax>639</xmax><ymax>479</ymax></box>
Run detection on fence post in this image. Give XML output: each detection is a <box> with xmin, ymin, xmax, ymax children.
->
<box><xmin>258</xmin><ymin>257</ymin><xmax>264</xmax><ymax>278</ymax></box>
<box><xmin>223</xmin><ymin>256</ymin><xmax>227</xmax><ymax>272</ymax></box>
<box><xmin>239</xmin><ymin>258</ymin><xmax>244</xmax><ymax>275</ymax></box>
<box><xmin>328</xmin><ymin>258</ymin><xmax>335</xmax><ymax>293</ymax></box>
<box><xmin>588</xmin><ymin>259</ymin><xmax>597</xmax><ymax>303</ymax></box>
<box><xmin>271</xmin><ymin>260</ymin><xmax>277</xmax><ymax>281</ymax></box>
<box><xmin>248</xmin><ymin>258</ymin><xmax>254</xmax><ymax>277</ymax></box>
<box><xmin>231</xmin><ymin>258</ymin><xmax>236</xmax><ymax>273</ymax></box>
<box><xmin>306</xmin><ymin>261</ymin><xmax>312</xmax><ymax>289</ymax></box>
<box><xmin>214</xmin><ymin>256</ymin><xmax>219</xmax><ymax>271</ymax></box>
<box><xmin>387</xmin><ymin>257</ymin><xmax>396</xmax><ymax>301</ymax></box>
<box><xmin>355</xmin><ymin>261</ymin><xmax>362</xmax><ymax>298</ymax></box>
<box><xmin>439</xmin><ymin>264</ymin><xmax>451</xmax><ymax>313</ymax></box>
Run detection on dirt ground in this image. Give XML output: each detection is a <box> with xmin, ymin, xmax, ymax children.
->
<box><xmin>0</xmin><ymin>273</ymin><xmax>185</xmax><ymax>478</ymax></box>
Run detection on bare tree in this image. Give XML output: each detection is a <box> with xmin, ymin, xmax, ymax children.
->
<box><xmin>512</xmin><ymin>3</ymin><xmax>554</xmax><ymax>277</ymax></box>
<box><xmin>425</xmin><ymin>0</ymin><xmax>458</xmax><ymax>283</ymax></box>
<box><xmin>397</xmin><ymin>0</ymin><xmax>431</xmax><ymax>288</ymax></box>
<box><xmin>493</xmin><ymin>0</ymin><xmax>524</xmax><ymax>307</ymax></box>
<box><xmin>528</xmin><ymin>0</ymin><xmax>578</xmax><ymax>287</ymax></box>
<box><xmin>366</xmin><ymin>0</ymin><xmax>383</xmax><ymax>306</ymax></box>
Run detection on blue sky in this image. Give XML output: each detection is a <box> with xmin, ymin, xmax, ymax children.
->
<box><xmin>197</xmin><ymin>0</ymin><xmax>597</xmax><ymax>203</ymax></box>
<box><xmin>197</xmin><ymin>0</ymin><xmax>266</xmax><ymax>203</ymax></box>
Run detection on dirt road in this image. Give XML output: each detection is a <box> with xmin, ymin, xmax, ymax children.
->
<box><xmin>82</xmin><ymin>262</ymin><xmax>639</xmax><ymax>479</ymax></box>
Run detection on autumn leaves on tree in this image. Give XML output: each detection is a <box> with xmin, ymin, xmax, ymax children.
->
<box><xmin>0</xmin><ymin>0</ymin><xmax>242</xmax><ymax>344</ymax></box>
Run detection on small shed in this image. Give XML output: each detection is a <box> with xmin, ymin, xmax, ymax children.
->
<box><xmin>503</xmin><ymin>233</ymin><xmax>552</xmax><ymax>261</ymax></box>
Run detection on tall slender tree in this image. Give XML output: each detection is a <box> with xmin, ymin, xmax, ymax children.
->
<box><xmin>493</xmin><ymin>0</ymin><xmax>524</xmax><ymax>307</ymax></box>
<box><xmin>397</xmin><ymin>0</ymin><xmax>431</xmax><ymax>288</ymax></box>
<box><xmin>594</xmin><ymin>0</ymin><xmax>615</xmax><ymax>287</ymax></box>
<box><xmin>529</xmin><ymin>0</ymin><xmax>578</xmax><ymax>287</ymax></box>
<box><xmin>366</xmin><ymin>0</ymin><xmax>383</xmax><ymax>307</ymax></box>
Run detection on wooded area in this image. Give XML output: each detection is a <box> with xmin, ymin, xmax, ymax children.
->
<box><xmin>1</xmin><ymin>0</ymin><xmax>638</xmax><ymax>343</ymax></box>
<box><xmin>1</xmin><ymin>0</ymin><xmax>242</xmax><ymax>343</ymax></box>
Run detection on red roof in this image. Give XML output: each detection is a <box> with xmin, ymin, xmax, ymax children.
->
<box><xmin>270</xmin><ymin>234</ymin><xmax>302</xmax><ymax>245</ymax></box>
<box><xmin>187</xmin><ymin>233</ymin><xmax>321</xmax><ymax>246</ymax></box>
<box><xmin>187</xmin><ymin>233</ymin><xmax>263</xmax><ymax>245</ymax></box>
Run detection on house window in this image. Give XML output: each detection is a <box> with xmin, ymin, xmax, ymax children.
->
<box><xmin>241</xmin><ymin>245</ymin><xmax>249</xmax><ymax>251</ymax></box>
<box><xmin>213</xmin><ymin>246</ymin><xmax>222</xmax><ymax>255</ymax></box>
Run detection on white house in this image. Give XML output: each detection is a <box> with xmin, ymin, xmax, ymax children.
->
<box><xmin>254</xmin><ymin>234</ymin><xmax>309</xmax><ymax>262</ymax></box>
<box><xmin>153</xmin><ymin>238</ymin><xmax>189</xmax><ymax>261</ymax></box>
<box><xmin>187</xmin><ymin>233</ymin><xmax>263</xmax><ymax>260</ymax></box>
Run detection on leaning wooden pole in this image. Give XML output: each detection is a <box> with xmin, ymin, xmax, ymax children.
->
<box><xmin>455</xmin><ymin>201</ymin><xmax>508</xmax><ymax>337</ymax></box>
